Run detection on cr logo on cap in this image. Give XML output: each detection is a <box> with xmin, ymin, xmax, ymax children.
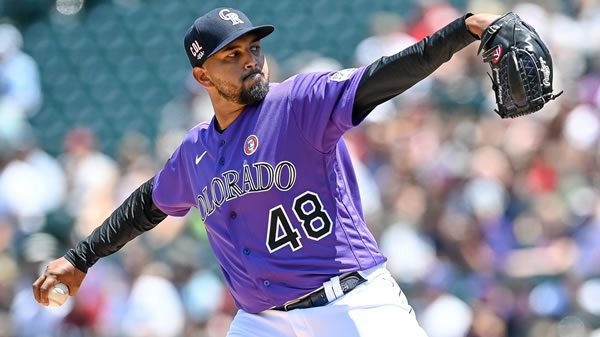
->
<box><xmin>219</xmin><ymin>9</ymin><xmax>245</xmax><ymax>25</ymax></box>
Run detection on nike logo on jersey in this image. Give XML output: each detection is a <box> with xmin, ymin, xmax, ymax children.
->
<box><xmin>195</xmin><ymin>151</ymin><xmax>207</xmax><ymax>165</ymax></box>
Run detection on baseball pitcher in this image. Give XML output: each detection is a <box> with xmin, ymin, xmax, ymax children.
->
<box><xmin>33</xmin><ymin>7</ymin><xmax>558</xmax><ymax>337</ymax></box>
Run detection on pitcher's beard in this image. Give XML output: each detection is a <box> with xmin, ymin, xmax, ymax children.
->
<box><xmin>240</xmin><ymin>74</ymin><xmax>269</xmax><ymax>105</ymax></box>
<box><xmin>215</xmin><ymin>73</ymin><xmax>269</xmax><ymax>105</ymax></box>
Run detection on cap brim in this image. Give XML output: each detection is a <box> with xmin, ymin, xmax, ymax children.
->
<box><xmin>205</xmin><ymin>25</ymin><xmax>274</xmax><ymax>61</ymax></box>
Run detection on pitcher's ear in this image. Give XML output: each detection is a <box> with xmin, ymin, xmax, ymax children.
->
<box><xmin>193</xmin><ymin>67</ymin><xmax>213</xmax><ymax>88</ymax></box>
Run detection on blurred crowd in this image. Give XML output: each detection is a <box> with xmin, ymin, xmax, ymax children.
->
<box><xmin>2</xmin><ymin>0</ymin><xmax>600</xmax><ymax>337</ymax></box>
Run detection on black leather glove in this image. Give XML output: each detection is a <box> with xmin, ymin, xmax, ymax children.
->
<box><xmin>478</xmin><ymin>12</ymin><xmax>562</xmax><ymax>118</ymax></box>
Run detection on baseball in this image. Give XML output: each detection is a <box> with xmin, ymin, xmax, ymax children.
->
<box><xmin>48</xmin><ymin>283</ymin><xmax>69</xmax><ymax>307</ymax></box>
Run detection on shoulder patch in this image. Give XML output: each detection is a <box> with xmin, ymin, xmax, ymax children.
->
<box><xmin>329</xmin><ymin>68</ymin><xmax>357</xmax><ymax>82</ymax></box>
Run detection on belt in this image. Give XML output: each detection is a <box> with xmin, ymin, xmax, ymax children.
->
<box><xmin>272</xmin><ymin>272</ymin><xmax>367</xmax><ymax>311</ymax></box>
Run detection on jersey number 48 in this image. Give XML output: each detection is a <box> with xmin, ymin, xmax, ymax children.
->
<box><xmin>266</xmin><ymin>191</ymin><xmax>333</xmax><ymax>253</ymax></box>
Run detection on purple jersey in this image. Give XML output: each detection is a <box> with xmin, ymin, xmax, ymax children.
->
<box><xmin>152</xmin><ymin>66</ymin><xmax>386</xmax><ymax>313</ymax></box>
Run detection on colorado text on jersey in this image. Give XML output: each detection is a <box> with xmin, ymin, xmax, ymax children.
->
<box><xmin>196</xmin><ymin>161</ymin><xmax>297</xmax><ymax>221</ymax></box>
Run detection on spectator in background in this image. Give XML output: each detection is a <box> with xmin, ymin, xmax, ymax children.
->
<box><xmin>354</xmin><ymin>12</ymin><xmax>416</xmax><ymax>66</ymax></box>
<box><xmin>117</xmin><ymin>132</ymin><xmax>188</xmax><ymax>248</ymax></box>
<box><xmin>0</xmin><ymin>23</ymin><xmax>42</xmax><ymax>117</ymax></box>
<box><xmin>59</xmin><ymin>128</ymin><xmax>119</xmax><ymax>239</ymax></box>
<box><xmin>120</xmin><ymin>262</ymin><xmax>185</xmax><ymax>337</ymax></box>
<box><xmin>0</xmin><ymin>25</ymin><xmax>44</xmax><ymax>225</ymax></box>
<box><xmin>0</xmin><ymin>125</ymin><xmax>66</xmax><ymax>233</ymax></box>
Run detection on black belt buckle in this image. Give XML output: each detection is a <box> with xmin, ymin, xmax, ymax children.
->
<box><xmin>340</xmin><ymin>272</ymin><xmax>367</xmax><ymax>293</ymax></box>
<box><xmin>274</xmin><ymin>271</ymin><xmax>367</xmax><ymax>311</ymax></box>
<box><xmin>283</xmin><ymin>297</ymin><xmax>303</xmax><ymax>311</ymax></box>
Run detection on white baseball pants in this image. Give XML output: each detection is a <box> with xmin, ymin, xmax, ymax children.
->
<box><xmin>226</xmin><ymin>264</ymin><xmax>429</xmax><ymax>337</ymax></box>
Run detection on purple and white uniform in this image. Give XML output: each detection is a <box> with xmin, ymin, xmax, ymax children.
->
<box><xmin>152</xmin><ymin>67</ymin><xmax>386</xmax><ymax>313</ymax></box>
<box><xmin>60</xmin><ymin>9</ymin><xmax>477</xmax><ymax>335</ymax></box>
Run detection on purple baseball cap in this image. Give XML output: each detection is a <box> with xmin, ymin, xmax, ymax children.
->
<box><xmin>184</xmin><ymin>8</ymin><xmax>274</xmax><ymax>67</ymax></box>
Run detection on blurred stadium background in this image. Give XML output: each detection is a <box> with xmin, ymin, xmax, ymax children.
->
<box><xmin>1</xmin><ymin>0</ymin><xmax>600</xmax><ymax>336</ymax></box>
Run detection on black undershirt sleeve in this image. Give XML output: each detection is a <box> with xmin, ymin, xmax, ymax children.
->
<box><xmin>352</xmin><ymin>14</ymin><xmax>478</xmax><ymax>125</ymax></box>
<box><xmin>64</xmin><ymin>176</ymin><xmax>167</xmax><ymax>273</ymax></box>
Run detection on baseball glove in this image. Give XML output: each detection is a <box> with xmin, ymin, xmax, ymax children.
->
<box><xmin>477</xmin><ymin>12</ymin><xmax>562</xmax><ymax>118</ymax></box>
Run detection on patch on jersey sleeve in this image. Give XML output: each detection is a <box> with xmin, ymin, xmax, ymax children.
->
<box><xmin>244</xmin><ymin>135</ymin><xmax>259</xmax><ymax>155</ymax></box>
<box><xmin>329</xmin><ymin>68</ymin><xmax>357</xmax><ymax>82</ymax></box>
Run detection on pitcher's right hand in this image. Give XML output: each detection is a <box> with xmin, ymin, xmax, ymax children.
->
<box><xmin>32</xmin><ymin>256</ymin><xmax>86</xmax><ymax>306</ymax></box>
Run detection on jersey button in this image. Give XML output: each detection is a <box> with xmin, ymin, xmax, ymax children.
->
<box><xmin>243</xmin><ymin>248</ymin><xmax>250</xmax><ymax>255</ymax></box>
<box><xmin>219</xmin><ymin>140</ymin><xmax>225</xmax><ymax>146</ymax></box>
<box><xmin>230</xmin><ymin>211</ymin><xmax>237</xmax><ymax>219</ymax></box>
<box><xmin>263</xmin><ymin>280</ymin><xmax>271</xmax><ymax>287</ymax></box>
<box><xmin>219</xmin><ymin>158</ymin><xmax>225</xmax><ymax>165</ymax></box>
